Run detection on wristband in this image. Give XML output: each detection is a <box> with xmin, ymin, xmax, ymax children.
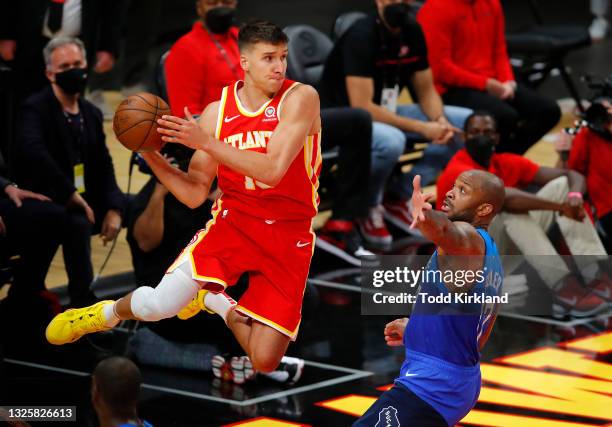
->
<box><xmin>567</xmin><ymin>192</ymin><xmax>583</xmax><ymax>199</ymax></box>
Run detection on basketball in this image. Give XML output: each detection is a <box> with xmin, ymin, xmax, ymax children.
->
<box><xmin>112</xmin><ymin>92</ymin><xmax>171</xmax><ymax>152</ymax></box>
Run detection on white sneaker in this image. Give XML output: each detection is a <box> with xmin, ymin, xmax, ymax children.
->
<box><xmin>589</xmin><ymin>17</ymin><xmax>609</xmax><ymax>41</ymax></box>
<box><xmin>262</xmin><ymin>356</ymin><xmax>305</xmax><ymax>385</ymax></box>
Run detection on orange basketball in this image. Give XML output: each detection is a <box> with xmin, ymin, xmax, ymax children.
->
<box><xmin>112</xmin><ymin>92</ymin><xmax>171</xmax><ymax>152</ymax></box>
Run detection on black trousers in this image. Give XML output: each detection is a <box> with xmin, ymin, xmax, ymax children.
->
<box><xmin>0</xmin><ymin>199</ymin><xmax>95</xmax><ymax>305</ymax></box>
<box><xmin>320</xmin><ymin>107</ymin><xmax>372</xmax><ymax>220</ymax></box>
<box><xmin>353</xmin><ymin>384</ymin><xmax>447</xmax><ymax>427</ymax></box>
<box><xmin>600</xmin><ymin>211</ymin><xmax>612</xmax><ymax>254</ymax></box>
<box><xmin>443</xmin><ymin>83</ymin><xmax>561</xmax><ymax>154</ymax></box>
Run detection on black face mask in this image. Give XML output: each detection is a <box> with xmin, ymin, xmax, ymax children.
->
<box><xmin>54</xmin><ymin>67</ymin><xmax>87</xmax><ymax>95</ymax></box>
<box><xmin>465</xmin><ymin>135</ymin><xmax>497</xmax><ymax>168</ymax></box>
<box><xmin>585</xmin><ymin>100</ymin><xmax>612</xmax><ymax>141</ymax></box>
<box><xmin>383</xmin><ymin>3</ymin><xmax>414</xmax><ymax>29</ymax></box>
<box><xmin>205</xmin><ymin>7</ymin><xmax>235</xmax><ymax>34</ymax></box>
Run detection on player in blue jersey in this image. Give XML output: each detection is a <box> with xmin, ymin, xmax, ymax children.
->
<box><xmin>354</xmin><ymin>170</ymin><xmax>505</xmax><ymax>427</ymax></box>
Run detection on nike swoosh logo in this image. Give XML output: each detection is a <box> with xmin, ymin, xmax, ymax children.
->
<box><xmin>224</xmin><ymin>115</ymin><xmax>240</xmax><ymax>123</ymax></box>
<box><xmin>296</xmin><ymin>241</ymin><xmax>311</xmax><ymax>248</ymax></box>
<box><xmin>594</xmin><ymin>287</ymin><xmax>610</xmax><ymax>299</ymax></box>
<box><xmin>556</xmin><ymin>295</ymin><xmax>578</xmax><ymax>306</ymax></box>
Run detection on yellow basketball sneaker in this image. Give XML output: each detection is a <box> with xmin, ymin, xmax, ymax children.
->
<box><xmin>45</xmin><ymin>300</ymin><xmax>115</xmax><ymax>345</ymax></box>
<box><xmin>177</xmin><ymin>290</ymin><xmax>215</xmax><ymax>320</ymax></box>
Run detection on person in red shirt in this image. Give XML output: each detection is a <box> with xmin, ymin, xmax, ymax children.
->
<box><xmin>165</xmin><ymin>0</ymin><xmax>241</xmax><ymax>117</ymax></box>
<box><xmin>417</xmin><ymin>0</ymin><xmax>561</xmax><ymax>155</ymax></box>
<box><xmin>567</xmin><ymin>99</ymin><xmax>612</xmax><ymax>252</ymax></box>
<box><xmin>437</xmin><ymin>111</ymin><xmax>609</xmax><ymax>318</ymax></box>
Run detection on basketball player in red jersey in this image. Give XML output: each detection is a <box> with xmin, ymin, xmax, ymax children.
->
<box><xmin>45</xmin><ymin>20</ymin><xmax>322</xmax><ymax>373</ymax></box>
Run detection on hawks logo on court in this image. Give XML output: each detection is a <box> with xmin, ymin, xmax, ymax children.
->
<box><xmin>375</xmin><ymin>406</ymin><xmax>400</xmax><ymax>427</ymax></box>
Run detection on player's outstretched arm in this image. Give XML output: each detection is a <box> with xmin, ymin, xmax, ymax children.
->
<box><xmin>142</xmin><ymin>103</ymin><xmax>219</xmax><ymax>208</ymax></box>
<box><xmin>157</xmin><ymin>85</ymin><xmax>320</xmax><ymax>187</ymax></box>
<box><xmin>410</xmin><ymin>175</ymin><xmax>484</xmax><ymax>257</ymax></box>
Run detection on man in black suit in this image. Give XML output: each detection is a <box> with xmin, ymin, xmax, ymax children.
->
<box><xmin>12</xmin><ymin>37</ymin><xmax>125</xmax><ymax>306</ymax></box>
<box><xmin>0</xmin><ymin>0</ymin><xmax>123</xmax><ymax>105</ymax></box>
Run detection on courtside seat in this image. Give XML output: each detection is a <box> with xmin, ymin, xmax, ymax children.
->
<box><xmin>284</xmin><ymin>25</ymin><xmax>333</xmax><ymax>88</ymax></box>
<box><xmin>332</xmin><ymin>11</ymin><xmax>366</xmax><ymax>40</ymax></box>
<box><xmin>284</xmin><ymin>25</ymin><xmax>339</xmax><ymax>211</ymax></box>
<box><xmin>505</xmin><ymin>0</ymin><xmax>591</xmax><ymax>112</ymax></box>
<box><xmin>155</xmin><ymin>50</ymin><xmax>171</xmax><ymax>103</ymax></box>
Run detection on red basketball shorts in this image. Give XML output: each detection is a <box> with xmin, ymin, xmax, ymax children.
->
<box><xmin>167</xmin><ymin>200</ymin><xmax>315</xmax><ymax>340</ymax></box>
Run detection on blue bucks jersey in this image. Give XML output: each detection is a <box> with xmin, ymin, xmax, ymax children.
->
<box><xmin>395</xmin><ymin>228</ymin><xmax>503</xmax><ymax>426</ymax></box>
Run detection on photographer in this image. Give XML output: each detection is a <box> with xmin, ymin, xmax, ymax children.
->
<box><xmin>566</xmin><ymin>97</ymin><xmax>612</xmax><ymax>253</ymax></box>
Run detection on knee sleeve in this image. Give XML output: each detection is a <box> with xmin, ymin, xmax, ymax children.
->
<box><xmin>130</xmin><ymin>266</ymin><xmax>199</xmax><ymax>321</ymax></box>
<box><xmin>131</xmin><ymin>286</ymin><xmax>160</xmax><ymax>321</ymax></box>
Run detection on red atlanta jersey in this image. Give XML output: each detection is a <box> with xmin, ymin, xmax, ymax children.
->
<box><xmin>214</xmin><ymin>79</ymin><xmax>321</xmax><ymax>221</ymax></box>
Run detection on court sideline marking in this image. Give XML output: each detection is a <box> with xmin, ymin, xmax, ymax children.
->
<box><xmin>4</xmin><ymin>357</ymin><xmax>372</xmax><ymax>407</ymax></box>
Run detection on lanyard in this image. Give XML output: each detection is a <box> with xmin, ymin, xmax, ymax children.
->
<box><xmin>205</xmin><ymin>28</ymin><xmax>241</xmax><ymax>80</ymax></box>
<box><xmin>377</xmin><ymin>19</ymin><xmax>404</xmax><ymax>87</ymax></box>
<box><xmin>64</xmin><ymin>109</ymin><xmax>85</xmax><ymax>163</ymax></box>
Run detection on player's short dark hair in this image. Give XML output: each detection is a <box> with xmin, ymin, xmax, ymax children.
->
<box><xmin>93</xmin><ymin>357</ymin><xmax>142</xmax><ymax>417</ymax></box>
<box><xmin>238</xmin><ymin>19</ymin><xmax>288</xmax><ymax>51</ymax></box>
<box><xmin>464</xmin><ymin>110</ymin><xmax>498</xmax><ymax>133</ymax></box>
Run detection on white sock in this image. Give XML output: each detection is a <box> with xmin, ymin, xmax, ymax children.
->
<box><xmin>262</xmin><ymin>369</ymin><xmax>290</xmax><ymax>383</ymax></box>
<box><xmin>204</xmin><ymin>291</ymin><xmax>236</xmax><ymax>323</ymax></box>
<box><xmin>102</xmin><ymin>302</ymin><xmax>120</xmax><ymax>328</ymax></box>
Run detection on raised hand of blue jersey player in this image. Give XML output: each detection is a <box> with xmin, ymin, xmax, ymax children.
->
<box><xmin>410</xmin><ymin>175</ymin><xmax>433</xmax><ymax>229</ymax></box>
<box><xmin>384</xmin><ymin>318</ymin><xmax>408</xmax><ymax>346</ymax></box>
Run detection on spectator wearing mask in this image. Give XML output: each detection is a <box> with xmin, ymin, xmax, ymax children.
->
<box><xmin>12</xmin><ymin>37</ymin><xmax>125</xmax><ymax>306</ymax></box>
<box><xmin>165</xmin><ymin>0</ymin><xmax>240</xmax><ymax>117</ymax></box>
<box><xmin>91</xmin><ymin>357</ymin><xmax>153</xmax><ymax>427</ymax></box>
<box><xmin>417</xmin><ymin>0</ymin><xmax>561</xmax><ymax>155</ymax></box>
<box><xmin>318</xmin><ymin>0</ymin><xmax>472</xmax><ymax>246</ymax></box>
<box><xmin>165</xmin><ymin>0</ymin><xmax>374</xmax><ymax>264</ymax></box>
<box><xmin>437</xmin><ymin>111</ymin><xmax>609</xmax><ymax>318</ymax></box>
<box><xmin>566</xmin><ymin>98</ymin><xmax>612</xmax><ymax>252</ymax></box>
